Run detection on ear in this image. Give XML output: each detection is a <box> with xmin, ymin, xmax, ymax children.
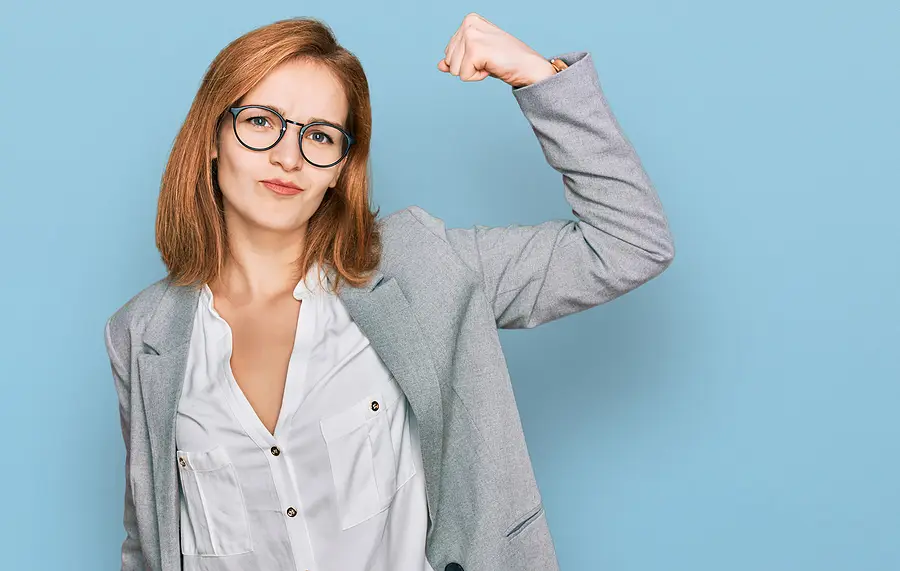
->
<box><xmin>328</xmin><ymin>164</ymin><xmax>344</xmax><ymax>189</ymax></box>
<box><xmin>212</xmin><ymin>116</ymin><xmax>224</xmax><ymax>160</ymax></box>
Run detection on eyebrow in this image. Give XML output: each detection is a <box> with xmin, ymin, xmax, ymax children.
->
<box><xmin>262</xmin><ymin>103</ymin><xmax>346</xmax><ymax>130</ymax></box>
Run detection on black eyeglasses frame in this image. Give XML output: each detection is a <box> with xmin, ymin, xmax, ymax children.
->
<box><xmin>227</xmin><ymin>105</ymin><xmax>355</xmax><ymax>168</ymax></box>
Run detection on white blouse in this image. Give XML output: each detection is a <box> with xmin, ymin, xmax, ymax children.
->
<box><xmin>175</xmin><ymin>263</ymin><xmax>436</xmax><ymax>571</ymax></box>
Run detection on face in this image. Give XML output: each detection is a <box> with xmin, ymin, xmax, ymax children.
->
<box><xmin>212</xmin><ymin>59</ymin><xmax>350</xmax><ymax>238</ymax></box>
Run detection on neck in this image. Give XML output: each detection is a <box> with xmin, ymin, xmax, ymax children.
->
<box><xmin>211</xmin><ymin>212</ymin><xmax>308</xmax><ymax>304</ymax></box>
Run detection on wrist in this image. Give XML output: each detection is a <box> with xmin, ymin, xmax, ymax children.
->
<box><xmin>520</xmin><ymin>58</ymin><xmax>558</xmax><ymax>87</ymax></box>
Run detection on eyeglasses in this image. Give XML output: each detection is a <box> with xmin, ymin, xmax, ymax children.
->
<box><xmin>227</xmin><ymin>105</ymin><xmax>355</xmax><ymax>168</ymax></box>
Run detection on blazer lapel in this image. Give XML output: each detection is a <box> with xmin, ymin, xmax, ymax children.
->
<box><xmin>137</xmin><ymin>281</ymin><xmax>200</xmax><ymax>571</ymax></box>
<box><xmin>337</xmin><ymin>272</ymin><xmax>445</xmax><ymax>535</ymax></box>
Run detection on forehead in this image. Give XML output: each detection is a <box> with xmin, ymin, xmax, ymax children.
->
<box><xmin>239</xmin><ymin>59</ymin><xmax>349</xmax><ymax>126</ymax></box>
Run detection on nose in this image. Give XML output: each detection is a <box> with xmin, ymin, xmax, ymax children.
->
<box><xmin>269</xmin><ymin>125</ymin><xmax>305</xmax><ymax>172</ymax></box>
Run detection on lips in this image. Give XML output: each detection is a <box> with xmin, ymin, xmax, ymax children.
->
<box><xmin>261</xmin><ymin>179</ymin><xmax>304</xmax><ymax>195</ymax></box>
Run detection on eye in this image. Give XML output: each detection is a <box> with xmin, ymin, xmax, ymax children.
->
<box><xmin>247</xmin><ymin>115</ymin><xmax>272</xmax><ymax>128</ymax></box>
<box><xmin>307</xmin><ymin>130</ymin><xmax>334</xmax><ymax>145</ymax></box>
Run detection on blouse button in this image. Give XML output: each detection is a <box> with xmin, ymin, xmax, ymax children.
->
<box><xmin>178</xmin><ymin>457</ymin><xmax>186</xmax><ymax>467</ymax></box>
<box><xmin>286</xmin><ymin>507</ymin><xmax>297</xmax><ymax>517</ymax></box>
<box><xmin>270</xmin><ymin>446</ymin><xmax>281</xmax><ymax>456</ymax></box>
<box><xmin>370</xmin><ymin>400</ymin><xmax>380</xmax><ymax>412</ymax></box>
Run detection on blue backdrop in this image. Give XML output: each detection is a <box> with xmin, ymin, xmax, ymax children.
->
<box><xmin>1</xmin><ymin>1</ymin><xmax>897</xmax><ymax>569</ymax></box>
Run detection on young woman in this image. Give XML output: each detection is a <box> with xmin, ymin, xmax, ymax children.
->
<box><xmin>105</xmin><ymin>13</ymin><xmax>674</xmax><ymax>571</ymax></box>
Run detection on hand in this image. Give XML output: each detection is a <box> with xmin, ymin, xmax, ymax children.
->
<box><xmin>437</xmin><ymin>13</ymin><xmax>557</xmax><ymax>88</ymax></box>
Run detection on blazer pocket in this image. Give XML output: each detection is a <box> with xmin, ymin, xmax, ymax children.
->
<box><xmin>505</xmin><ymin>502</ymin><xmax>546</xmax><ymax>540</ymax></box>
<box><xmin>176</xmin><ymin>445</ymin><xmax>252</xmax><ymax>556</ymax></box>
<box><xmin>320</xmin><ymin>391</ymin><xmax>415</xmax><ymax>530</ymax></box>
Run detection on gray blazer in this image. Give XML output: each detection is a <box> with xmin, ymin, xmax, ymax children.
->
<box><xmin>105</xmin><ymin>51</ymin><xmax>675</xmax><ymax>571</ymax></box>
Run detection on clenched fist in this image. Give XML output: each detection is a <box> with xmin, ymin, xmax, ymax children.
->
<box><xmin>437</xmin><ymin>13</ymin><xmax>557</xmax><ymax>88</ymax></box>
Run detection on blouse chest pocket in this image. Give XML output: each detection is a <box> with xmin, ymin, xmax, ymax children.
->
<box><xmin>320</xmin><ymin>391</ymin><xmax>417</xmax><ymax>530</ymax></box>
<box><xmin>176</xmin><ymin>445</ymin><xmax>252</xmax><ymax>556</ymax></box>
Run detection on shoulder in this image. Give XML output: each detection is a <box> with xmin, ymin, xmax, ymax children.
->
<box><xmin>378</xmin><ymin>205</ymin><xmax>453</xmax><ymax>246</ymax></box>
<box><xmin>375</xmin><ymin>205</ymin><xmax>482</xmax><ymax>291</ymax></box>
<box><xmin>378</xmin><ymin>205</ymin><xmax>446</xmax><ymax>234</ymax></box>
<box><xmin>376</xmin><ymin>205</ymin><xmax>457</xmax><ymax>268</ymax></box>
<box><xmin>104</xmin><ymin>276</ymin><xmax>172</xmax><ymax>356</ymax></box>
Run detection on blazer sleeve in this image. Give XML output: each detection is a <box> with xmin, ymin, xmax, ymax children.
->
<box><xmin>420</xmin><ymin>50</ymin><xmax>675</xmax><ymax>329</ymax></box>
<box><xmin>105</xmin><ymin>317</ymin><xmax>147</xmax><ymax>571</ymax></box>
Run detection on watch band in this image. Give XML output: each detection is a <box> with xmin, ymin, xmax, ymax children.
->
<box><xmin>549</xmin><ymin>58</ymin><xmax>569</xmax><ymax>73</ymax></box>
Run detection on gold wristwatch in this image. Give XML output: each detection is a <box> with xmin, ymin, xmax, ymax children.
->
<box><xmin>549</xmin><ymin>58</ymin><xmax>569</xmax><ymax>73</ymax></box>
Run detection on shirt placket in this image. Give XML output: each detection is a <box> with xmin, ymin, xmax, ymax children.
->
<box><xmin>268</xmin><ymin>287</ymin><xmax>320</xmax><ymax>570</ymax></box>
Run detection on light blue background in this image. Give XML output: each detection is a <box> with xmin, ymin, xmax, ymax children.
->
<box><xmin>1</xmin><ymin>1</ymin><xmax>897</xmax><ymax>569</ymax></box>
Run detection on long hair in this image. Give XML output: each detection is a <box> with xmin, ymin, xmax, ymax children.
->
<box><xmin>156</xmin><ymin>17</ymin><xmax>381</xmax><ymax>294</ymax></box>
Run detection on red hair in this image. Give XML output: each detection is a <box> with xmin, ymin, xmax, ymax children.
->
<box><xmin>156</xmin><ymin>17</ymin><xmax>381</xmax><ymax>293</ymax></box>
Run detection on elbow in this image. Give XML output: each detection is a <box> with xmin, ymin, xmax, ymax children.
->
<box><xmin>626</xmin><ymin>238</ymin><xmax>675</xmax><ymax>290</ymax></box>
<box><xmin>648</xmin><ymin>236</ymin><xmax>675</xmax><ymax>275</ymax></box>
<box><xmin>615</xmin><ymin>225</ymin><xmax>676</xmax><ymax>286</ymax></box>
<box><xmin>647</xmin><ymin>224</ymin><xmax>676</xmax><ymax>270</ymax></box>
<box><xmin>657</xmin><ymin>238</ymin><xmax>675</xmax><ymax>268</ymax></box>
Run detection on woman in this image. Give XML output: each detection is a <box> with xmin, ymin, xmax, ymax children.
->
<box><xmin>105</xmin><ymin>13</ymin><xmax>674</xmax><ymax>571</ymax></box>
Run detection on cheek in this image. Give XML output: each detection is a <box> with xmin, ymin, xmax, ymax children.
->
<box><xmin>308</xmin><ymin>168</ymin><xmax>340</xmax><ymax>192</ymax></box>
<box><xmin>216</xmin><ymin>147</ymin><xmax>261</xmax><ymax>194</ymax></box>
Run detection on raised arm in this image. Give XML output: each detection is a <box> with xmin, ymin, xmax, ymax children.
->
<box><xmin>431</xmin><ymin>25</ymin><xmax>674</xmax><ymax>328</ymax></box>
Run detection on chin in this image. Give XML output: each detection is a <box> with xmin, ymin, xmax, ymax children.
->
<box><xmin>253</xmin><ymin>216</ymin><xmax>307</xmax><ymax>233</ymax></box>
<box><xmin>225</xmin><ymin>194</ymin><xmax>316</xmax><ymax>234</ymax></box>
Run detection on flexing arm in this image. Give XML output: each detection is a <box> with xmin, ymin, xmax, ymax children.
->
<box><xmin>430</xmin><ymin>51</ymin><xmax>674</xmax><ymax>329</ymax></box>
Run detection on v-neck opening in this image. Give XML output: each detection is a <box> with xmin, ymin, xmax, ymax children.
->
<box><xmin>214</xmin><ymin>294</ymin><xmax>318</xmax><ymax>448</ymax></box>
